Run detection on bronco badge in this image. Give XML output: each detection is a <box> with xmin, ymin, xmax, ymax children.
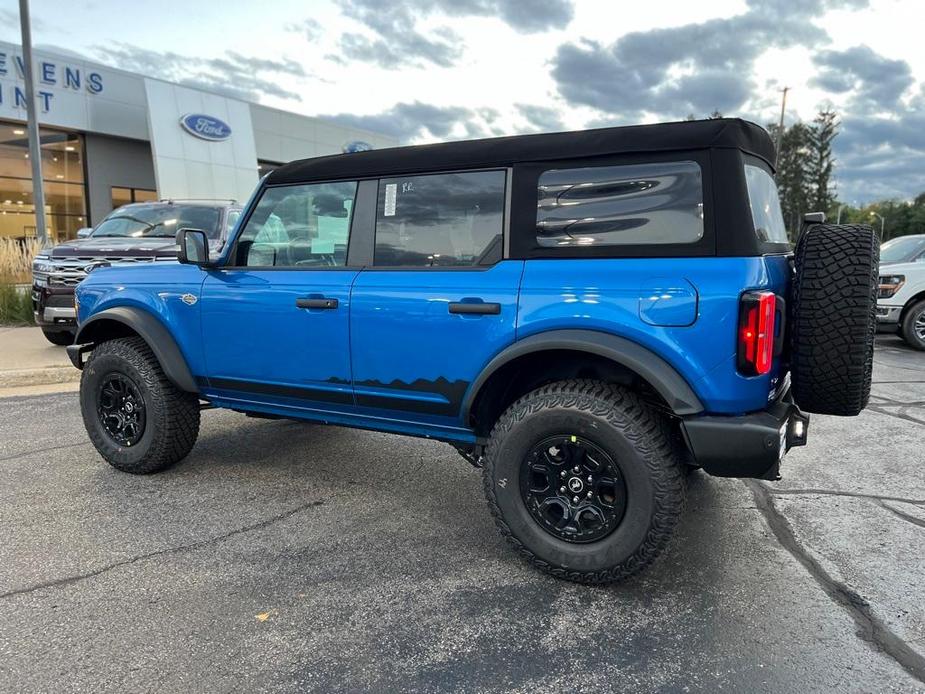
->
<box><xmin>180</xmin><ymin>293</ymin><xmax>198</xmax><ymax>306</ymax></box>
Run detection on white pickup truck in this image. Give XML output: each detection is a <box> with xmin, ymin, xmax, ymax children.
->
<box><xmin>877</xmin><ymin>234</ymin><xmax>925</xmax><ymax>350</ymax></box>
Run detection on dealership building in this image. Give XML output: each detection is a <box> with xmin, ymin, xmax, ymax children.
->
<box><xmin>0</xmin><ymin>40</ymin><xmax>398</xmax><ymax>242</ymax></box>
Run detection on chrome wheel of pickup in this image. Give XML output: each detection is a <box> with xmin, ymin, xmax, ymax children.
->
<box><xmin>520</xmin><ymin>435</ymin><xmax>627</xmax><ymax>544</ymax></box>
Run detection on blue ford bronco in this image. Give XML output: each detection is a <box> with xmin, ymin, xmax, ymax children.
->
<box><xmin>68</xmin><ymin>119</ymin><xmax>879</xmax><ymax>583</ymax></box>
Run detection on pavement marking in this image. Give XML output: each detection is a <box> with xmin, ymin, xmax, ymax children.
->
<box><xmin>747</xmin><ymin>479</ymin><xmax>925</xmax><ymax>685</ymax></box>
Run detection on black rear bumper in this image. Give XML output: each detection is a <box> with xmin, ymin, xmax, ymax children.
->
<box><xmin>681</xmin><ymin>389</ymin><xmax>809</xmax><ymax>480</ymax></box>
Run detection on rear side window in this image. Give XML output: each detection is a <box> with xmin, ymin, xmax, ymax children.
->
<box><xmin>536</xmin><ymin>161</ymin><xmax>703</xmax><ymax>248</ymax></box>
<box><xmin>744</xmin><ymin>163</ymin><xmax>789</xmax><ymax>244</ymax></box>
<box><xmin>374</xmin><ymin>170</ymin><xmax>506</xmax><ymax>267</ymax></box>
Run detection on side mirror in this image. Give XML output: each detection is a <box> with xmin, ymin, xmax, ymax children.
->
<box><xmin>177</xmin><ymin>228</ymin><xmax>210</xmax><ymax>266</ymax></box>
<box><xmin>76</xmin><ymin>227</ymin><xmax>93</xmax><ymax>238</ymax></box>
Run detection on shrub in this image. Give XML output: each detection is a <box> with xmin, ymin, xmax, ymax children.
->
<box><xmin>0</xmin><ymin>283</ymin><xmax>34</xmax><ymax>325</ymax></box>
<box><xmin>0</xmin><ymin>237</ymin><xmax>43</xmax><ymax>285</ymax></box>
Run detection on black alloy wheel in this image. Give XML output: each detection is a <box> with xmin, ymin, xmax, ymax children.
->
<box><xmin>97</xmin><ymin>372</ymin><xmax>146</xmax><ymax>446</ymax></box>
<box><xmin>520</xmin><ymin>434</ymin><xmax>627</xmax><ymax>543</ymax></box>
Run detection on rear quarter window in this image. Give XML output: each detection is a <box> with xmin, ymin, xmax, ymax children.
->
<box><xmin>536</xmin><ymin>161</ymin><xmax>704</xmax><ymax>248</ymax></box>
<box><xmin>744</xmin><ymin>163</ymin><xmax>789</xmax><ymax>245</ymax></box>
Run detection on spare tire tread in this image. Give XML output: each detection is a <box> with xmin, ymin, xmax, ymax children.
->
<box><xmin>790</xmin><ymin>223</ymin><xmax>878</xmax><ymax>416</ymax></box>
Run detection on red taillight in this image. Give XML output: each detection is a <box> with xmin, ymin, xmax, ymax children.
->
<box><xmin>738</xmin><ymin>291</ymin><xmax>776</xmax><ymax>376</ymax></box>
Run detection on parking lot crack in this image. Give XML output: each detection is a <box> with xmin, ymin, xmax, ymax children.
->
<box><xmin>866</xmin><ymin>406</ymin><xmax>925</xmax><ymax>427</ymax></box>
<box><xmin>769</xmin><ymin>488</ymin><xmax>925</xmax><ymax>506</ymax></box>
<box><xmin>0</xmin><ymin>441</ymin><xmax>89</xmax><ymax>462</ymax></box>
<box><xmin>877</xmin><ymin>500</ymin><xmax>925</xmax><ymax>530</ymax></box>
<box><xmin>746</xmin><ymin>479</ymin><xmax>925</xmax><ymax>684</ymax></box>
<box><xmin>0</xmin><ymin>499</ymin><xmax>325</xmax><ymax>600</ymax></box>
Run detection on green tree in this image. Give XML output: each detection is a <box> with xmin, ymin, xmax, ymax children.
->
<box><xmin>772</xmin><ymin>121</ymin><xmax>813</xmax><ymax>235</ymax></box>
<box><xmin>808</xmin><ymin>109</ymin><xmax>838</xmax><ymax>214</ymax></box>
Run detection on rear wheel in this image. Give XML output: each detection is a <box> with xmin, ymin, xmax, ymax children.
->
<box><xmin>790</xmin><ymin>223</ymin><xmax>879</xmax><ymax>415</ymax></box>
<box><xmin>482</xmin><ymin>380</ymin><xmax>685</xmax><ymax>584</ymax></box>
<box><xmin>42</xmin><ymin>328</ymin><xmax>74</xmax><ymax>346</ymax></box>
<box><xmin>900</xmin><ymin>300</ymin><xmax>925</xmax><ymax>351</ymax></box>
<box><xmin>80</xmin><ymin>337</ymin><xmax>200</xmax><ymax>474</ymax></box>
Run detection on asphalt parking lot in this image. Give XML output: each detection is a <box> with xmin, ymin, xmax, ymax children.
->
<box><xmin>1</xmin><ymin>335</ymin><xmax>923</xmax><ymax>693</ymax></box>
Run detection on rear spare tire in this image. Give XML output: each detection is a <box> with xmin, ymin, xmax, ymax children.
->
<box><xmin>790</xmin><ymin>223</ymin><xmax>878</xmax><ymax>416</ymax></box>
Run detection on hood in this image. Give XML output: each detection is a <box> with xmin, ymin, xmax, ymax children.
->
<box><xmin>49</xmin><ymin>236</ymin><xmax>179</xmax><ymax>257</ymax></box>
<box><xmin>47</xmin><ymin>236</ymin><xmax>224</xmax><ymax>258</ymax></box>
<box><xmin>879</xmin><ymin>261</ymin><xmax>924</xmax><ymax>274</ymax></box>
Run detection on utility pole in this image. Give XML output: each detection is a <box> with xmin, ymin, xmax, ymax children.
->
<box><xmin>18</xmin><ymin>0</ymin><xmax>49</xmax><ymax>246</ymax></box>
<box><xmin>773</xmin><ymin>86</ymin><xmax>790</xmax><ymax>169</ymax></box>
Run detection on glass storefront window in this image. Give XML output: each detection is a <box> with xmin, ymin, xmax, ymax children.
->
<box><xmin>112</xmin><ymin>186</ymin><xmax>157</xmax><ymax>209</ymax></box>
<box><xmin>0</xmin><ymin>120</ymin><xmax>87</xmax><ymax>243</ymax></box>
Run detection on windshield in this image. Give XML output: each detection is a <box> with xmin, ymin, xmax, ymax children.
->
<box><xmin>92</xmin><ymin>205</ymin><xmax>224</xmax><ymax>240</ymax></box>
<box><xmin>880</xmin><ymin>235</ymin><xmax>925</xmax><ymax>264</ymax></box>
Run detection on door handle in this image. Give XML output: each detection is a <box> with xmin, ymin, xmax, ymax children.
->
<box><xmin>448</xmin><ymin>301</ymin><xmax>501</xmax><ymax>315</ymax></box>
<box><xmin>296</xmin><ymin>297</ymin><xmax>339</xmax><ymax>309</ymax></box>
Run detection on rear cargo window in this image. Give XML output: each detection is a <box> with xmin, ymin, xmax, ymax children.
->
<box><xmin>536</xmin><ymin>161</ymin><xmax>703</xmax><ymax>248</ymax></box>
<box><xmin>744</xmin><ymin>163</ymin><xmax>789</xmax><ymax>244</ymax></box>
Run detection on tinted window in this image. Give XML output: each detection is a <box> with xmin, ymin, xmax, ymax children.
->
<box><xmin>234</xmin><ymin>182</ymin><xmax>356</xmax><ymax>267</ymax></box>
<box><xmin>744</xmin><ymin>163</ymin><xmax>789</xmax><ymax>244</ymax></box>
<box><xmin>93</xmin><ymin>204</ymin><xmax>222</xmax><ymax>239</ymax></box>
<box><xmin>536</xmin><ymin>162</ymin><xmax>703</xmax><ymax>247</ymax></box>
<box><xmin>375</xmin><ymin>171</ymin><xmax>505</xmax><ymax>267</ymax></box>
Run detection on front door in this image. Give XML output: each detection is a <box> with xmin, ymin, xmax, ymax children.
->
<box><xmin>199</xmin><ymin>180</ymin><xmax>360</xmax><ymax>413</ymax></box>
<box><xmin>349</xmin><ymin>170</ymin><xmax>521</xmax><ymax>439</ymax></box>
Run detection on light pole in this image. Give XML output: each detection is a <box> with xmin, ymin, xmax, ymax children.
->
<box><xmin>870</xmin><ymin>211</ymin><xmax>885</xmax><ymax>240</ymax></box>
<box><xmin>18</xmin><ymin>0</ymin><xmax>49</xmax><ymax>246</ymax></box>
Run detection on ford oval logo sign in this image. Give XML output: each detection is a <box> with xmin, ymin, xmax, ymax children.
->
<box><xmin>180</xmin><ymin>114</ymin><xmax>232</xmax><ymax>141</ymax></box>
<box><xmin>343</xmin><ymin>140</ymin><xmax>373</xmax><ymax>153</ymax></box>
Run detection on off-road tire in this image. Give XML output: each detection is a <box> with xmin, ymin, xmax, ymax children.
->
<box><xmin>900</xmin><ymin>300</ymin><xmax>925</xmax><ymax>351</ymax></box>
<box><xmin>80</xmin><ymin>337</ymin><xmax>200</xmax><ymax>474</ymax></box>
<box><xmin>42</xmin><ymin>328</ymin><xmax>74</xmax><ymax>346</ymax></box>
<box><xmin>790</xmin><ymin>223</ymin><xmax>878</xmax><ymax>416</ymax></box>
<box><xmin>482</xmin><ymin>380</ymin><xmax>685</xmax><ymax>584</ymax></box>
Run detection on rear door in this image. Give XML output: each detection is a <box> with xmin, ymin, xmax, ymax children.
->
<box><xmin>198</xmin><ymin>180</ymin><xmax>360</xmax><ymax>412</ymax></box>
<box><xmin>349</xmin><ymin>170</ymin><xmax>522</xmax><ymax>437</ymax></box>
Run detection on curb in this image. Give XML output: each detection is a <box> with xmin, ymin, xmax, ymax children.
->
<box><xmin>0</xmin><ymin>366</ymin><xmax>81</xmax><ymax>389</ymax></box>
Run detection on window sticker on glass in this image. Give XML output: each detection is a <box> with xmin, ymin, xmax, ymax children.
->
<box><xmin>384</xmin><ymin>183</ymin><xmax>397</xmax><ymax>217</ymax></box>
<box><xmin>311</xmin><ymin>238</ymin><xmax>335</xmax><ymax>254</ymax></box>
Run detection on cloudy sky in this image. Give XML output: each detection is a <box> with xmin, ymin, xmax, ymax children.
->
<box><xmin>1</xmin><ymin>0</ymin><xmax>923</xmax><ymax>203</ymax></box>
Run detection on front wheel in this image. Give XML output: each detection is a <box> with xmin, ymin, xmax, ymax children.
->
<box><xmin>900</xmin><ymin>300</ymin><xmax>925</xmax><ymax>351</ymax></box>
<box><xmin>482</xmin><ymin>380</ymin><xmax>686</xmax><ymax>584</ymax></box>
<box><xmin>80</xmin><ymin>337</ymin><xmax>201</xmax><ymax>474</ymax></box>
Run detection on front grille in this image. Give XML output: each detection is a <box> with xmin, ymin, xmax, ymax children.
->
<box><xmin>43</xmin><ymin>256</ymin><xmax>158</xmax><ymax>286</ymax></box>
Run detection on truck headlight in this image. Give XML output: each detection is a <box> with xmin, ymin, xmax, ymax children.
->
<box><xmin>878</xmin><ymin>275</ymin><xmax>905</xmax><ymax>298</ymax></box>
<box><xmin>32</xmin><ymin>260</ymin><xmax>55</xmax><ymax>274</ymax></box>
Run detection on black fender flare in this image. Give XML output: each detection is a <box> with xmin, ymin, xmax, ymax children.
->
<box><xmin>71</xmin><ymin>306</ymin><xmax>199</xmax><ymax>393</ymax></box>
<box><xmin>462</xmin><ymin>329</ymin><xmax>704</xmax><ymax>419</ymax></box>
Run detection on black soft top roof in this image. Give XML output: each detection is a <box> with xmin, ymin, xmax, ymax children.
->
<box><xmin>269</xmin><ymin>118</ymin><xmax>774</xmax><ymax>185</ymax></box>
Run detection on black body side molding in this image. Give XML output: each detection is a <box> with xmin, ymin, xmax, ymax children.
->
<box><xmin>69</xmin><ymin>307</ymin><xmax>199</xmax><ymax>393</ymax></box>
<box><xmin>462</xmin><ymin>329</ymin><xmax>705</xmax><ymax>418</ymax></box>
